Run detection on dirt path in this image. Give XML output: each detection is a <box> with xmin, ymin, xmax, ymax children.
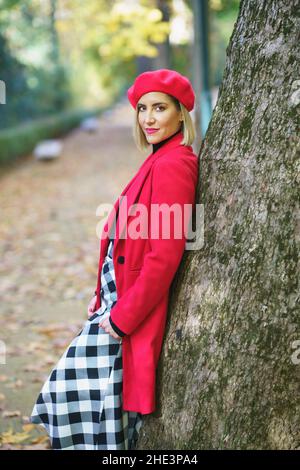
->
<box><xmin>0</xmin><ymin>97</ymin><xmax>145</xmax><ymax>449</ymax></box>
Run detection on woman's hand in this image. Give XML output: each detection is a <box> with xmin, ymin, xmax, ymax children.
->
<box><xmin>88</xmin><ymin>295</ymin><xmax>97</xmax><ymax>318</ymax></box>
<box><xmin>98</xmin><ymin>317</ymin><xmax>122</xmax><ymax>341</ymax></box>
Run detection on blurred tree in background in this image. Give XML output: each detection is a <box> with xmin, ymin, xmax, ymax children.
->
<box><xmin>209</xmin><ymin>0</ymin><xmax>240</xmax><ymax>85</ymax></box>
<box><xmin>56</xmin><ymin>0</ymin><xmax>171</xmax><ymax>106</ymax></box>
<box><xmin>0</xmin><ymin>0</ymin><xmax>71</xmax><ymax>129</ymax></box>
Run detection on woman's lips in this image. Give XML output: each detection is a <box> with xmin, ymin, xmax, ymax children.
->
<box><xmin>145</xmin><ymin>129</ymin><xmax>159</xmax><ymax>134</ymax></box>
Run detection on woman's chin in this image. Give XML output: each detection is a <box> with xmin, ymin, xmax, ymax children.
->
<box><xmin>146</xmin><ymin>135</ymin><xmax>160</xmax><ymax>143</ymax></box>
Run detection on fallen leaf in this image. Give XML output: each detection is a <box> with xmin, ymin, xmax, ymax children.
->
<box><xmin>31</xmin><ymin>376</ymin><xmax>44</xmax><ymax>383</ymax></box>
<box><xmin>43</xmin><ymin>356</ymin><xmax>56</xmax><ymax>365</ymax></box>
<box><xmin>22</xmin><ymin>416</ymin><xmax>31</xmax><ymax>424</ymax></box>
<box><xmin>0</xmin><ymin>428</ymin><xmax>31</xmax><ymax>445</ymax></box>
<box><xmin>21</xmin><ymin>443</ymin><xmax>50</xmax><ymax>450</ymax></box>
<box><xmin>5</xmin><ymin>379</ymin><xmax>23</xmax><ymax>389</ymax></box>
<box><xmin>36</xmin><ymin>324</ymin><xmax>67</xmax><ymax>337</ymax></box>
<box><xmin>23</xmin><ymin>364</ymin><xmax>43</xmax><ymax>373</ymax></box>
<box><xmin>15</xmin><ymin>379</ymin><xmax>23</xmax><ymax>388</ymax></box>
<box><xmin>0</xmin><ymin>443</ymin><xmax>22</xmax><ymax>450</ymax></box>
<box><xmin>22</xmin><ymin>424</ymin><xmax>35</xmax><ymax>432</ymax></box>
<box><xmin>2</xmin><ymin>410</ymin><xmax>22</xmax><ymax>418</ymax></box>
<box><xmin>30</xmin><ymin>435</ymin><xmax>50</xmax><ymax>445</ymax></box>
<box><xmin>27</xmin><ymin>342</ymin><xmax>49</xmax><ymax>353</ymax></box>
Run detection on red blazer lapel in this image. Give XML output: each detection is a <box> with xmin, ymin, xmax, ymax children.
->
<box><xmin>100</xmin><ymin>131</ymin><xmax>186</xmax><ymax>256</ymax></box>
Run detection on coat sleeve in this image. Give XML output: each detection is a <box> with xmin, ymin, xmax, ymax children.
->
<box><xmin>109</xmin><ymin>316</ymin><xmax>126</xmax><ymax>337</ymax></box>
<box><xmin>109</xmin><ymin>157</ymin><xmax>197</xmax><ymax>335</ymax></box>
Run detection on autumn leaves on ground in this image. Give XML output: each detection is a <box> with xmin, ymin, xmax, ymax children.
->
<box><xmin>0</xmin><ymin>99</ymin><xmax>142</xmax><ymax>449</ymax></box>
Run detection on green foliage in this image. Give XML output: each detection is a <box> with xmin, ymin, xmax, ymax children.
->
<box><xmin>0</xmin><ymin>0</ymin><xmax>71</xmax><ymax>129</ymax></box>
<box><xmin>209</xmin><ymin>0</ymin><xmax>240</xmax><ymax>15</ymax></box>
<box><xmin>56</xmin><ymin>0</ymin><xmax>170</xmax><ymax>102</ymax></box>
<box><xmin>0</xmin><ymin>33</ymin><xmax>29</xmax><ymax>128</ymax></box>
<box><xmin>209</xmin><ymin>0</ymin><xmax>240</xmax><ymax>86</ymax></box>
<box><xmin>0</xmin><ymin>107</ymin><xmax>105</xmax><ymax>165</ymax></box>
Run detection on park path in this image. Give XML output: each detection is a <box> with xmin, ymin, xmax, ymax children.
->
<box><xmin>0</xmin><ymin>97</ymin><xmax>145</xmax><ymax>448</ymax></box>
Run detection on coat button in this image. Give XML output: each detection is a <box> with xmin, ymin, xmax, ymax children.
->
<box><xmin>117</xmin><ymin>255</ymin><xmax>125</xmax><ymax>264</ymax></box>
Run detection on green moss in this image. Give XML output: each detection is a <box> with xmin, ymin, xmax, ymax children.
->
<box><xmin>238</xmin><ymin>105</ymin><xmax>254</xmax><ymax>141</ymax></box>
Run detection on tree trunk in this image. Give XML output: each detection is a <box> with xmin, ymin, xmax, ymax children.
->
<box><xmin>137</xmin><ymin>0</ymin><xmax>299</xmax><ymax>450</ymax></box>
<box><xmin>153</xmin><ymin>0</ymin><xmax>171</xmax><ymax>69</ymax></box>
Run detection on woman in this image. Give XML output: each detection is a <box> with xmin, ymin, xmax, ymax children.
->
<box><xmin>30</xmin><ymin>69</ymin><xmax>198</xmax><ymax>450</ymax></box>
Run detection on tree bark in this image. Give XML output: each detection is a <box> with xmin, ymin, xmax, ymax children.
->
<box><xmin>137</xmin><ymin>0</ymin><xmax>300</xmax><ymax>450</ymax></box>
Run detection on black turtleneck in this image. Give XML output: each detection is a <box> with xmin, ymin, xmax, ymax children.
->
<box><xmin>152</xmin><ymin>128</ymin><xmax>182</xmax><ymax>154</ymax></box>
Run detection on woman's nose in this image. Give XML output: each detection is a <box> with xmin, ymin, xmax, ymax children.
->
<box><xmin>145</xmin><ymin>112</ymin><xmax>155</xmax><ymax>124</ymax></box>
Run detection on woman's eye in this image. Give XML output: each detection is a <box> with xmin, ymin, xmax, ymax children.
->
<box><xmin>138</xmin><ymin>106</ymin><xmax>165</xmax><ymax>112</ymax></box>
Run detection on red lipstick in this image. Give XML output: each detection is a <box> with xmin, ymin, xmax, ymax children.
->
<box><xmin>145</xmin><ymin>128</ymin><xmax>159</xmax><ymax>134</ymax></box>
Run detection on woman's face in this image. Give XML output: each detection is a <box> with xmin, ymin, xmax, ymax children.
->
<box><xmin>137</xmin><ymin>91</ymin><xmax>182</xmax><ymax>145</ymax></box>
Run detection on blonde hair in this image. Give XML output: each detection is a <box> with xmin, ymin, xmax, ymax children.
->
<box><xmin>133</xmin><ymin>95</ymin><xmax>196</xmax><ymax>152</ymax></box>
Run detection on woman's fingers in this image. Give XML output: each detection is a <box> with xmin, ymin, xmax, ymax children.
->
<box><xmin>98</xmin><ymin>319</ymin><xmax>120</xmax><ymax>341</ymax></box>
<box><xmin>87</xmin><ymin>295</ymin><xmax>97</xmax><ymax>317</ymax></box>
<box><xmin>87</xmin><ymin>295</ymin><xmax>97</xmax><ymax>316</ymax></box>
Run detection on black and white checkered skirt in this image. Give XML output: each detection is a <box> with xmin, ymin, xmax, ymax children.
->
<box><xmin>30</xmin><ymin>239</ymin><xmax>143</xmax><ymax>450</ymax></box>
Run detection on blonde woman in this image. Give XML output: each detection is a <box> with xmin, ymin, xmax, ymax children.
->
<box><xmin>31</xmin><ymin>69</ymin><xmax>198</xmax><ymax>450</ymax></box>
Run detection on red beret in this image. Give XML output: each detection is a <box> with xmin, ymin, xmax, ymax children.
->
<box><xmin>127</xmin><ymin>68</ymin><xmax>195</xmax><ymax>112</ymax></box>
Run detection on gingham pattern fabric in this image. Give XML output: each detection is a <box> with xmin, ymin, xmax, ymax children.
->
<box><xmin>30</xmin><ymin>239</ymin><xmax>143</xmax><ymax>450</ymax></box>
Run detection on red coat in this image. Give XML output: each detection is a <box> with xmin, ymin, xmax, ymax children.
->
<box><xmin>95</xmin><ymin>131</ymin><xmax>198</xmax><ymax>414</ymax></box>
